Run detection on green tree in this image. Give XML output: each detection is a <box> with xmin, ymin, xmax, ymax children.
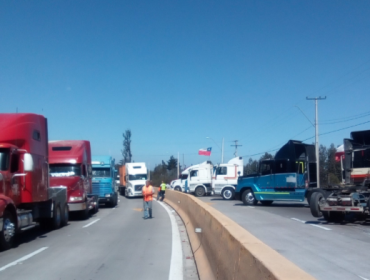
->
<box><xmin>121</xmin><ymin>130</ymin><xmax>132</xmax><ymax>164</ymax></box>
<box><xmin>167</xmin><ymin>156</ymin><xmax>178</xmax><ymax>171</ymax></box>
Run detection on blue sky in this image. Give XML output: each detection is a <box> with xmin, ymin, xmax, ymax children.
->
<box><xmin>1</xmin><ymin>1</ymin><xmax>370</xmax><ymax>168</ymax></box>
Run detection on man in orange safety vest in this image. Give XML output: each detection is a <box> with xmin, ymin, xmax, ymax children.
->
<box><xmin>142</xmin><ymin>180</ymin><xmax>154</xmax><ymax>219</ymax></box>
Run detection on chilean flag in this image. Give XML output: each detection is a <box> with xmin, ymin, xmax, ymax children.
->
<box><xmin>199</xmin><ymin>147</ymin><xmax>212</xmax><ymax>156</ymax></box>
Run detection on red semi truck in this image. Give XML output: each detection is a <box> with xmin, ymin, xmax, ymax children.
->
<box><xmin>0</xmin><ymin>113</ymin><xmax>68</xmax><ymax>250</ymax></box>
<box><xmin>48</xmin><ymin>140</ymin><xmax>99</xmax><ymax>219</ymax></box>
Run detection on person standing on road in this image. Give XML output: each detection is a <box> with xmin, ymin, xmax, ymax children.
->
<box><xmin>159</xmin><ymin>181</ymin><xmax>166</xmax><ymax>201</ymax></box>
<box><xmin>142</xmin><ymin>180</ymin><xmax>154</xmax><ymax>219</ymax></box>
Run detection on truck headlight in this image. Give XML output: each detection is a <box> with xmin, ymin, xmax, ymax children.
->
<box><xmin>105</xmin><ymin>194</ymin><xmax>111</xmax><ymax>197</ymax></box>
<box><xmin>70</xmin><ymin>196</ymin><xmax>84</xmax><ymax>202</ymax></box>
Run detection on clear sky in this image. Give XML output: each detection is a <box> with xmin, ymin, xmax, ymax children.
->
<box><xmin>1</xmin><ymin>1</ymin><xmax>370</xmax><ymax>168</ymax></box>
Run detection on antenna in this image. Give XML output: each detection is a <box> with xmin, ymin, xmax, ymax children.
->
<box><xmin>231</xmin><ymin>140</ymin><xmax>242</xmax><ymax>157</ymax></box>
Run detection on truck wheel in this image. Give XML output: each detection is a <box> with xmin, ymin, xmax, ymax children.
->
<box><xmin>194</xmin><ymin>186</ymin><xmax>205</xmax><ymax>197</ymax></box>
<box><xmin>174</xmin><ymin>186</ymin><xmax>181</xmax><ymax>191</ymax></box>
<box><xmin>61</xmin><ymin>204</ymin><xmax>69</xmax><ymax>227</ymax></box>
<box><xmin>242</xmin><ymin>189</ymin><xmax>258</xmax><ymax>205</ymax></box>
<box><xmin>111</xmin><ymin>194</ymin><xmax>118</xmax><ymax>207</ymax></box>
<box><xmin>222</xmin><ymin>188</ymin><xmax>235</xmax><ymax>200</ymax></box>
<box><xmin>0</xmin><ymin>209</ymin><xmax>16</xmax><ymax>250</ymax></box>
<box><xmin>51</xmin><ymin>204</ymin><xmax>62</xmax><ymax>229</ymax></box>
<box><xmin>310</xmin><ymin>192</ymin><xmax>324</xmax><ymax>218</ymax></box>
<box><xmin>260</xmin><ymin>200</ymin><xmax>273</xmax><ymax>206</ymax></box>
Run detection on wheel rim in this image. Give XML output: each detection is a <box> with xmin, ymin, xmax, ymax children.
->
<box><xmin>247</xmin><ymin>192</ymin><xmax>254</xmax><ymax>203</ymax></box>
<box><xmin>196</xmin><ymin>188</ymin><xmax>204</xmax><ymax>196</ymax></box>
<box><xmin>224</xmin><ymin>190</ymin><xmax>232</xmax><ymax>199</ymax></box>
<box><xmin>3</xmin><ymin>218</ymin><xmax>15</xmax><ymax>242</ymax></box>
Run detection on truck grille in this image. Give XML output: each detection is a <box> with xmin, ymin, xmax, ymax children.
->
<box><xmin>92</xmin><ymin>182</ymin><xmax>112</xmax><ymax>196</ymax></box>
<box><xmin>135</xmin><ymin>185</ymin><xmax>144</xmax><ymax>191</ymax></box>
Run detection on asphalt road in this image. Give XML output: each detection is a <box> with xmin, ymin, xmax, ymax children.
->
<box><xmin>0</xmin><ymin>196</ymin><xmax>196</xmax><ymax>280</ymax></box>
<box><xmin>198</xmin><ymin>195</ymin><xmax>370</xmax><ymax>280</ymax></box>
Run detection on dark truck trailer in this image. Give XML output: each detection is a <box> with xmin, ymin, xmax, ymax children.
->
<box><xmin>310</xmin><ymin>129</ymin><xmax>370</xmax><ymax>222</ymax></box>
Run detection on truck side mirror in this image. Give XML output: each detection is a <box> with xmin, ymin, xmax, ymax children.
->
<box><xmin>24</xmin><ymin>153</ymin><xmax>34</xmax><ymax>172</ymax></box>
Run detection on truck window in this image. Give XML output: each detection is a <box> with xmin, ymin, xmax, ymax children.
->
<box><xmin>353</xmin><ymin>149</ymin><xmax>370</xmax><ymax>168</ymax></box>
<box><xmin>10</xmin><ymin>153</ymin><xmax>19</xmax><ymax>173</ymax></box>
<box><xmin>128</xmin><ymin>174</ymin><xmax>147</xmax><ymax>180</ymax></box>
<box><xmin>0</xmin><ymin>148</ymin><xmax>10</xmax><ymax>171</ymax></box>
<box><xmin>216</xmin><ymin>167</ymin><xmax>227</xmax><ymax>175</ymax></box>
<box><xmin>275</xmin><ymin>160</ymin><xmax>288</xmax><ymax>174</ymax></box>
<box><xmin>260</xmin><ymin>162</ymin><xmax>272</xmax><ymax>175</ymax></box>
<box><xmin>190</xmin><ymin>170</ymin><xmax>198</xmax><ymax>177</ymax></box>
<box><xmin>180</xmin><ymin>174</ymin><xmax>188</xmax><ymax>180</ymax></box>
<box><xmin>92</xmin><ymin>168</ymin><xmax>111</xmax><ymax>177</ymax></box>
<box><xmin>295</xmin><ymin>161</ymin><xmax>304</xmax><ymax>174</ymax></box>
<box><xmin>32</xmin><ymin>130</ymin><xmax>41</xmax><ymax>141</ymax></box>
<box><xmin>50</xmin><ymin>164</ymin><xmax>82</xmax><ymax>177</ymax></box>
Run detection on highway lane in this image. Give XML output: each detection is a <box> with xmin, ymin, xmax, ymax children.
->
<box><xmin>0</xmin><ymin>196</ymin><xmax>196</xmax><ymax>280</ymax></box>
<box><xmin>198</xmin><ymin>195</ymin><xmax>370</xmax><ymax>280</ymax></box>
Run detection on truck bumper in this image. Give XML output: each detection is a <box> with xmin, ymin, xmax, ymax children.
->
<box><xmin>0</xmin><ymin>217</ymin><xmax>3</xmax><ymax>232</ymax></box>
<box><xmin>68</xmin><ymin>202</ymin><xmax>87</xmax><ymax>212</ymax></box>
<box><xmin>127</xmin><ymin>190</ymin><xmax>143</xmax><ymax>197</ymax></box>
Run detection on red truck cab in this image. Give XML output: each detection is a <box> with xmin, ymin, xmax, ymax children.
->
<box><xmin>0</xmin><ymin>113</ymin><xmax>68</xmax><ymax>250</ymax></box>
<box><xmin>49</xmin><ymin>140</ymin><xmax>98</xmax><ymax>218</ymax></box>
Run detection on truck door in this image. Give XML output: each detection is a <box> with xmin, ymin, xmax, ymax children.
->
<box><xmin>256</xmin><ymin>161</ymin><xmax>274</xmax><ymax>200</ymax></box>
<box><xmin>188</xmin><ymin>169</ymin><xmax>198</xmax><ymax>191</ymax></box>
<box><xmin>213</xmin><ymin>166</ymin><xmax>227</xmax><ymax>193</ymax></box>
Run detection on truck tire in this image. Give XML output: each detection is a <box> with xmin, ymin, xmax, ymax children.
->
<box><xmin>51</xmin><ymin>204</ymin><xmax>62</xmax><ymax>230</ymax></box>
<box><xmin>260</xmin><ymin>200</ymin><xmax>273</xmax><ymax>206</ymax></box>
<box><xmin>111</xmin><ymin>194</ymin><xmax>118</xmax><ymax>207</ymax></box>
<box><xmin>61</xmin><ymin>203</ymin><xmax>69</xmax><ymax>227</ymax></box>
<box><xmin>174</xmin><ymin>186</ymin><xmax>181</xmax><ymax>191</ymax></box>
<box><xmin>222</xmin><ymin>188</ymin><xmax>235</xmax><ymax>200</ymax></box>
<box><xmin>310</xmin><ymin>192</ymin><xmax>324</xmax><ymax>218</ymax></box>
<box><xmin>242</xmin><ymin>189</ymin><xmax>258</xmax><ymax>206</ymax></box>
<box><xmin>0</xmin><ymin>209</ymin><xmax>16</xmax><ymax>251</ymax></box>
<box><xmin>194</xmin><ymin>186</ymin><xmax>205</xmax><ymax>197</ymax></box>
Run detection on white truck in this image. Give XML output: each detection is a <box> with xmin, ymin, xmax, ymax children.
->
<box><xmin>212</xmin><ymin>157</ymin><xmax>244</xmax><ymax>200</ymax></box>
<box><xmin>187</xmin><ymin>161</ymin><xmax>214</xmax><ymax>196</ymax></box>
<box><xmin>187</xmin><ymin>157</ymin><xmax>244</xmax><ymax>197</ymax></box>
<box><xmin>171</xmin><ymin>167</ymin><xmax>190</xmax><ymax>192</ymax></box>
<box><xmin>124</xmin><ymin>162</ymin><xmax>148</xmax><ymax>198</ymax></box>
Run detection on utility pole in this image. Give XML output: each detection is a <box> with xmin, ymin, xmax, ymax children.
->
<box><xmin>177</xmin><ymin>152</ymin><xmax>180</xmax><ymax>178</ymax></box>
<box><xmin>306</xmin><ymin>96</ymin><xmax>326</xmax><ymax>188</ymax></box>
<box><xmin>231</xmin><ymin>140</ymin><xmax>242</xmax><ymax>157</ymax></box>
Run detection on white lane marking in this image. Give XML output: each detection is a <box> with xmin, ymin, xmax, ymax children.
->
<box><xmin>157</xmin><ymin>201</ymin><xmax>183</xmax><ymax>280</ymax></box>
<box><xmin>83</xmin><ymin>219</ymin><xmax>100</xmax><ymax>228</ymax></box>
<box><xmin>310</xmin><ymin>224</ymin><xmax>331</xmax><ymax>231</ymax></box>
<box><xmin>247</xmin><ymin>206</ymin><xmax>255</xmax><ymax>208</ymax></box>
<box><xmin>291</xmin><ymin>218</ymin><xmax>331</xmax><ymax>231</ymax></box>
<box><xmin>358</xmin><ymin>276</ymin><xmax>369</xmax><ymax>280</ymax></box>
<box><xmin>0</xmin><ymin>247</ymin><xmax>48</xmax><ymax>272</ymax></box>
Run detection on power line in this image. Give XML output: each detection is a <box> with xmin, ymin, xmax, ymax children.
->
<box><xmin>230</xmin><ymin>140</ymin><xmax>242</xmax><ymax>157</ymax></box>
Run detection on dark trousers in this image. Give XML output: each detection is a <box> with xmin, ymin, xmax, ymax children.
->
<box><xmin>159</xmin><ymin>190</ymin><xmax>165</xmax><ymax>201</ymax></box>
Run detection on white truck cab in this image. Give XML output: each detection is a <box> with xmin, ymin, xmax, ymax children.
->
<box><xmin>187</xmin><ymin>161</ymin><xmax>213</xmax><ymax>197</ymax></box>
<box><xmin>171</xmin><ymin>167</ymin><xmax>190</xmax><ymax>192</ymax></box>
<box><xmin>212</xmin><ymin>157</ymin><xmax>244</xmax><ymax>200</ymax></box>
<box><xmin>125</xmin><ymin>163</ymin><xmax>148</xmax><ymax>197</ymax></box>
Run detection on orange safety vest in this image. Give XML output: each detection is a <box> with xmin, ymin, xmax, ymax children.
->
<box><xmin>142</xmin><ymin>185</ymin><xmax>153</xmax><ymax>202</ymax></box>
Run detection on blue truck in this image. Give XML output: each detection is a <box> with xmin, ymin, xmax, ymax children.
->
<box><xmin>235</xmin><ymin>140</ymin><xmax>317</xmax><ymax>206</ymax></box>
<box><xmin>91</xmin><ymin>156</ymin><xmax>118</xmax><ymax>207</ymax></box>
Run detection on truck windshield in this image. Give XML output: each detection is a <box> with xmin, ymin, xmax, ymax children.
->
<box><xmin>128</xmin><ymin>174</ymin><xmax>147</xmax><ymax>180</ymax></box>
<box><xmin>92</xmin><ymin>168</ymin><xmax>111</xmax><ymax>177</ymax></box>
<box><xmin>50</xmin><ymin>164</ymin><xmax>81</xmax><ymax>177</ymax></box>
<box><xmin>180</xmin><ymin>174</ymin><xmax>188</xmax><ymax>180</ymax></box>
<box><xmin>0</xmin><ymin>148</ymin><xmax>10</xmax><ymax>171</ymax></box>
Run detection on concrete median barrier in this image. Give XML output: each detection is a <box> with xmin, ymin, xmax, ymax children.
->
<box><xmin>164</xmin><ymin>190</ymin><xmax>315</xmax><ymax>280</ymax></box>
